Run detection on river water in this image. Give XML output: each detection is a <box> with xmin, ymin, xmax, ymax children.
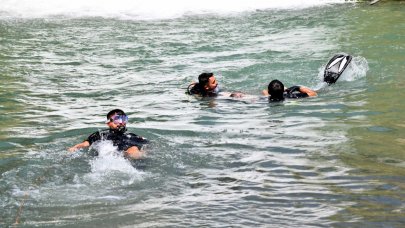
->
<box><xmin>1</xmin><ymin>0</ymin><xmax>404</xmax><ymax>227</ymax></box>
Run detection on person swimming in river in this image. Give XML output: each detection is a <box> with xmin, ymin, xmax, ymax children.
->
<box><xmin>68</xmin><ymin>109</ymin><xmax>148</xmax><ymax>159</ymax></box>
<box><xmin>262</xmin><ymin>79</ymin><xmax>317</xmax><ymax>102</ymax></box>
<box><xmin>187</xmin><ymin>72</ymin><xmax>220</xmax><ymax>97</ymax></box>
<box><xmin>187</xmin><ymin>72</ymin><xmax>244</xmax><ymax>98</ymax></box>
<box><xmin>260</xmin><ymin>54</ymin><xmax>353</xmax><ymax>101</ymax></box>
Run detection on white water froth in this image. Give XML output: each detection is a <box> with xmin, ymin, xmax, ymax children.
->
<box><xmin>0</xmin><ymin>0</ymin><xmax>350</xmax><ymax>20</ymax></box>
<box><xmin>85</xmin><ymin>141</ymin><xmax>143</xmax><ymax>184</ymax></box>
<box><xmin>315</xmin><ymin>55</ymin><xmax>369</xmax><ymax>90</ymax></box>
<box><xmin>340</xmin><ymin>55</ymin><xmax>369</xmax><ymax>82</ymax></box>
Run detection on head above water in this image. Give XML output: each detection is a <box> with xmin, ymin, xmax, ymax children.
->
<box><xmin>106</xmin><ymin>109</ymin><xmax>128</xmax><ymax>132</ymax></box>
<box><xmin>198</xmin><ymin>72</ymin><xmax>218</xmax><ymax>92</ymax></box>
<box><xmin>107</xmin><ymin>109</ymin><xmax>126</xmax><ymax>120</ymax></box>
<box><xmin>268</xmin><ymin>79</ymin><xmax>285</xmax><ymax>101</ymax></box>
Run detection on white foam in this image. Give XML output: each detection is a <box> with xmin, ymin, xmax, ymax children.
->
<box><xmin>84</xmin><ymin>141</ymin><xmax>143</xmax><ymax>185</ymax></box>
<box><xmin>315</xmin><ymin>55</ymin><xmax>369</xmax><ymax>90</ymax></box>
<box><xmin>0</xmin><ymin>0</ymin><xmax>350</xmax><ymax>20</ymax></box>
<box><xmin>339</xmin><ymin>55</ymin><xmax>369</xmax><ymax>82</ymax></box>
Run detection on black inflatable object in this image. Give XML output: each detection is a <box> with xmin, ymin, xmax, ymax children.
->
<box><xmin>324</xmin><ymin>54</ymin><xmax>352</xmax><ymax>85</ymax></box>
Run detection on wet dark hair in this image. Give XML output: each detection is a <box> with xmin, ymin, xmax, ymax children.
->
<box><xmin>198</xmin><ymin>73</ymin><xmax>214</xmax><ymax>87</ymax></box>
<box><xmin>189</xmin><ymin>72</ymin><xmax>215</xmax><ymax>96</ymax></box>
<box><xmin>106</xmin><ymin>109</ymin><xmax>126</xmax><ymax>119</ymax></box>
<box><xmin>268</xmin><ymin>80</ymin><xmax>285</xmax><ymax>101</ymax></box>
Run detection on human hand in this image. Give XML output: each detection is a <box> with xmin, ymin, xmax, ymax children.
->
<box><xmin>230</xmin><ymin>92</ymin><xmax>244</xmax><ymax>98</ymax></box>
<box><xmin>68</xmin><ymin>147</ymin><xmax>78</xmax><ymax>152</ymax></box>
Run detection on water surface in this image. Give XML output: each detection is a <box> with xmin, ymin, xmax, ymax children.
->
<box><xmin>1</xmin><ymin>1</ymin><xmax>404</xmax><ymax>227</ymax></box>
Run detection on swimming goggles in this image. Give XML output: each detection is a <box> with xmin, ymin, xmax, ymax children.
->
<box><xmin>107</xmin><ymin>115</ymin><xmax>128</xmax><ymax>125</ymax></box>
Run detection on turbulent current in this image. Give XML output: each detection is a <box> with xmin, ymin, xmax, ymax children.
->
<box><xmin>0</xmin><ymin>0</ymin><xmax>404</xmax><ymax>227</ymax></box>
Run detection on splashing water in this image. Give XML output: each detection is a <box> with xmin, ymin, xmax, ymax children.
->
<box><xmin>2</xmin><ymin>2</ymin><xmax>404</xmax><ymax>227</ymax></box>
<box><xmin>0</xmin><ymin>0</ymin><xmax>351</xmax><ymax>20</ymax></box>
<box><xmin>86</xmin><ymin>141</ymin><xmax>144</xmax><ymax>184</ymax></box>
<box><xmin>340</xmin><ymin>56</ymin><xmax>369</xmax><ymax>82</ymax></box>
<box><xmin>315</xmin><ymin>55</ymin><xmax>369</xmax><ymax>90</ymax></box>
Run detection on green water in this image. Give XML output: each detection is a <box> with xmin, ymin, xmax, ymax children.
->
<box><xmin>337</xmin><ymin>4</ymin><xmax>405</xmax><ymax>223</ymax></box>
<box><xmin>1</xmin><ymin>2</ymin><xmax>404</xmax><ymax>227</ymax></box>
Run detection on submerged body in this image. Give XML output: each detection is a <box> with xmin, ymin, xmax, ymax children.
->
<box><xmin>262</xmin><ymin>81</ymin><xmax>317</xmax><ymax>102</ymax></box>
<box><xmin>187</xmin><ymin>72</ymin><xmax>245</xmax><ymax>98</ymax></box>
<box><xmin>282</xmin><ymin>86</ymin><xmax>314</xmax><ymax>99</ymax></box>
<box><xmin>87</xmin><ymin>129</ymin><xmax>148</xmax><ymax>152</ymax></box>
<box><xmin>187</xmin><ymin>82</ymin><xmax>220</xmax><ymax>97</ymax></box>
<box><xmin>262</xmin><ymin>54</ymin><xmax>352</xmax><ymax>101</ymax></box>
<box><xmin>187</xmin><ymin>72</ymin><xmax>220</xmax><ymax>97</ymax></box>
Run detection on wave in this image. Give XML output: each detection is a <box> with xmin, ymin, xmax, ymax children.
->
<box><xmin>0</xmin><ymin>0</ymin><xmax>351</xmax><ymax>20</ymax></box>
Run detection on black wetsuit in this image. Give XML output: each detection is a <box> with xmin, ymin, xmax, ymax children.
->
<box><xmin>187</xmin><ymin>83</ymin><xmax>219</xmax><ymax>97</ymax></box>
<box><xmin>269</xmin><ymin>86</ymin><xmax>309</xmax><ymax>101</ymax></box>
<box><xmin>87</xmin><ymin>129</ymin><xmax>148</xmax><ymax>151</ymax></box>
<box><xmin>283</xmin><ymin>88</ymin><xmax>309</xmax><ymax>99</ymax></box>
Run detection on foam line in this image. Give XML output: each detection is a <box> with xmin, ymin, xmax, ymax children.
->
<box><xmin>0</xmin><ymin>0</ymin><xmax>350</xmax><ymax>20</ymax></box>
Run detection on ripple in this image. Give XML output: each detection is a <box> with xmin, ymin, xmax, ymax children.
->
<box><xmin>1</xmin><ymin>4</ymin><xmax>403</xmax><ymax>227</ymax></box>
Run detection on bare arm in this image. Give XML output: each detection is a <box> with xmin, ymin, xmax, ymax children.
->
<box><xmin>299</xmin><ymin>86</ymin><xmax>317</xmax><ymax>97</ymax></box>
<box><xmin>229</xmin><ymin>92</ymin><xmax>244</xmax><ymax>98</ymax></box>
<box><xmin>68</xmin><ymin>141</ymin><xmax>90</xmax><ymax>152</ymax></box>
<box><xmin>124</xmin><ymin>146</ymin><xmax>144</xmax><ymax>159</ymax></box>
<box><xmin>219</xmin><ymin>91</ymin><xmax>245</xmax><ymax>98</ymax></box>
